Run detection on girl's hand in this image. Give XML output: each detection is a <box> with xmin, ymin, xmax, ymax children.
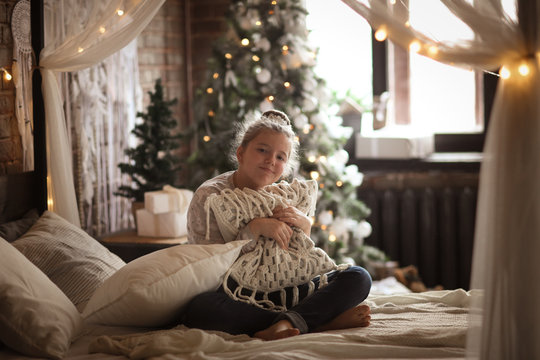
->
<box><xmin>272</xmin><ymin>207</ymin><xmax>312</xmax><ymax>237</ymax></box>
<box><xmin>247</xmin><ymin>218</ymin><xmax>293</xmax><ymax>250</ymax></box>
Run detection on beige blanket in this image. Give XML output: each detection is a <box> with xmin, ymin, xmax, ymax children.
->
<box><xmin>89</xmin><ymin>289</ymin><xmax>471</xmax><ymax>359</ymax></box>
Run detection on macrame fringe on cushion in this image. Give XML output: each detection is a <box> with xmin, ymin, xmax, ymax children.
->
<box><xmin>205</xmin><ymin>179</ymin><xmax>348</xmax><ymax>312</ymax></box>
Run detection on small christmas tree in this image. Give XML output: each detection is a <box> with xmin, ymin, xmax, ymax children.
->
<box><xmin>116</xmin><ymin>79</ymin><xmax>182</xmax><ymax>202</ymax></box>
<box><xmin>182</xmin><ymin>0</ymin><xmax>376</xmax><ymax>262</ymax></box>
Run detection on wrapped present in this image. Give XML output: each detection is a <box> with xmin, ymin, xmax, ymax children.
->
<box><xmin>144</xmin><ymin>187</ymin><xmax>193</xmax><ymax>214</ymax></box>
<box><xmin>136</xmin><ymin>209</ymin><xmax>188</xmax><ymax>238</ymax></box>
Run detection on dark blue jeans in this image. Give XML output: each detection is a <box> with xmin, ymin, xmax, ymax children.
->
<box><xmin>182</xmin><ymin>266</ymin><xmax>372</xmax><ymax>336</ymax></box>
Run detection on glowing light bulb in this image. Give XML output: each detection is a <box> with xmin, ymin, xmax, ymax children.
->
<box><xmin>225</xmin><ymin>53</ymin><xmax>232</xmax><ymax>59</ymax></box>
<box><xmin>308</xmin><ymin>155</ymin><xmax>317</xmax><ymax>163</ymax></box>
<box><xmin>116</xmin><ymin>9</ymin><xmax>124</xmax><ymax>16</ymax></box>
<box><xmin>310</xmin><ymin>171</ymin><xmax>320</xmax><ymax>180</ymax></box>
<box><xmin>255</xmin><ymin>20</ymin><xmax>262</xmax><ymax>26</ymax></box>
<box><xmin>99</xmin><ymin>26</ymin><xmax>106</xmax><ymax>34</ymax></box>
<box><xmin>409</xmin><ymin>40</ymin><xmax>421</xmax><ymax>53</ymax></box>
<box><xmin>319</xmin><ymin>156</ymin><xmax>327</xmax><ymax>163</ymax></box>
<box><xmin>203</xmin><ymin>135</ymin><xmax>211</xmax><ymax>142</ymax></box>
<box><xmin>428</xmin><ymin>45</ymin><xmax>439</xmax><ymax>56</ymax></box>
<box><xmin>241</xmin><ymin>38</ymin><xmax>250</xmax><ymax>46</ymax></box>
<box><xmin>336</xmin><ymin>181</ymin><xmax>343</xmax><ymax>187</ymax></box>
<box><xmin>77</xmin><ymin>47</ymin><xmax>84</xmax><ymax>53</ymax></box>
<box><xmin>213</xmin><ymin>72</ymin><xmax>219</xmax><ymax>79</ymax></box>
<box><xmin>374</xmin><ymin>28</ymin><xmax>387</xmax><ymax>42</ymax></box>
<box><xmin>1</xmin><ymin>67</ymin><xmax>12</xmax><ymax>81</ymax></box>
<box><xmin>282</xmin><ymin>45</ymin><xmax>289</xmax><ymax>51</ymax></box>
<box><xmin>499</xmin><ymin>66</ymin><xmax>511</xmax><ymax>79</ymax></box>
<box><xmin>329</xmin><ymin>234</ymin><xmax>337</xmax><ymax>242</ymax></box>
<box><xmin>267</xmin><ymin>95</ymin><xmax>275</xmax><ymax>102</ymax></box>
<box><xmin>518</xmin><ymin>63</ymin><xmax>530</xmax><ymax>76</ymax></box>
<box><xmin>206</xmin><ymin>87</ymin><xmax>214</xmax><ymax>94</ymax></box>
<box><xmin>321</xmin><ymin>224</ymin><xmax>327</xmax><ymax>230</ymax></box>
<box><xmin>208</xmin><ymin>110</ymin><xmax>215</xmax><ymax>117</ymax></box>
<box><xmin>284</xmin><ymin>81</ymin><xmax>291</xmax><ymax>88</ymax></box>
<box><xmin>252</xmin><ymin>55</ymin><xmax>259</xmax><ymax>62</ymax></box>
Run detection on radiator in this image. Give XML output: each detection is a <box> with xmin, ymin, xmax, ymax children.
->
<box><xmin>357</xmin><ymin>173</ymin><xmax>478</xmax><ymax>290</ymax></box>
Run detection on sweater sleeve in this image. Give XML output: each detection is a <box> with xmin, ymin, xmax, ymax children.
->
<box><xmin>187</xmin><ymin>187</ymin><xmax>224</xmax><ymax>245</ymax></box>
<box><xmin>187</xmin><ymin>172</ymin><xmax>258</xmax><ymax>253</ymax></box>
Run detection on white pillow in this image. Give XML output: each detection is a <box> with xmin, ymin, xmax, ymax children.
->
<box><xmin>82</xmin><ymin>240</ymin><xmax>249</xmax><ymax>327</ymax></box>
<box><xmin>12</xmin><ymin>211</ymin><xmax>126</xmax><ymax>311</ymax></box>
<box><xmin>0</xmin><ymin>238</ymin><xmax>82</xmax><ymax>359</ymax></box>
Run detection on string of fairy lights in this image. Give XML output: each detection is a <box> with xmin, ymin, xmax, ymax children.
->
<box><xmin>370</xmin><ymin>0</ymin><xmax>535</xmax><ymax>80</ymax></box>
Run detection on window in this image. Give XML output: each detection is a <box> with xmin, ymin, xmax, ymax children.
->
<box><xmin>408</xmin><ymin>0</ymin><xmax>478</xmax><ymax>133</ymax></box>
<box><xmin>305</xmin><ymin>0</ymin><xmax>372</xmax><ymax>107</ymax></box>
<box><xmin>307</xmin><ymin>0</ymin><xmax>516</xmax><ymax>154</ymax></box>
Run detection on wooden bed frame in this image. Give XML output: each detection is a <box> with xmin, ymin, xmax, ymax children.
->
<box><xmin>0</xmin><ymin>0</ymin><xmax>46</xmax><ymax>225</ymax></box>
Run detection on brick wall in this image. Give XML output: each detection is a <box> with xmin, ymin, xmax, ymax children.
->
<box><xmin>137</xmin><ymin>0</ymin><xmax>229</xmax><ymax>128</ymax></box>
<box><xmin>0</xmin><ymin>0</ymin><xmax>21</xmax><ymax>175</ymax></box>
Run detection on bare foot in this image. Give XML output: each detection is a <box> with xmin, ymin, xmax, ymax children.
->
<box><xmin>315</xmin><ymin>304</ymin><xmax>371</xmax><ymax>332</ymax></box>
<box><xmin>254</xmin><ymin>319</ymin><xmax>301</xmax><ymax>341</ymax></box>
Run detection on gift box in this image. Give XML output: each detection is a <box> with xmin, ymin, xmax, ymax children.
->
<box><xmin>136</xmin><ymin>209</ymin><xmax>188</xmax><ymax>238</ymax></box>
<box><xmin>144</xmin><ymin>187</ymin><xmax>193</xmax><ymax>214</ymax></box>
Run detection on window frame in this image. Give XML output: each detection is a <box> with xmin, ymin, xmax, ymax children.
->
<box><xmin>371</xmin><ymin>32</ymin><xmax>498</xmax><ymax>154</ymax></box>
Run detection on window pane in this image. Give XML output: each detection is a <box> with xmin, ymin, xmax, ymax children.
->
<box><xmin>306</xmin><ymin>0</ymin><xmax>372</xmax><ymax>104</ymax></box>
<box><xmin>409</xmin><ymin>1</ymin><xmax>480</xmax><ymax>133</ymax></box>
<box><xmin>409</xmin><ymin>55</ymin><xmax>479</xmax><ymax>133</ymax></box>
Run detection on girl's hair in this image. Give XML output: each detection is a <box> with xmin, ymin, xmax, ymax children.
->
<box><xmin>230</xmin><ymin>110</ymin><xmax>299</xmax><ymax>176</ymax></box>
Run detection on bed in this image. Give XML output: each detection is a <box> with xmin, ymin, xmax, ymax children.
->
<box><xmin>0</xmin><ymin>170</ymin><xmax>471</xmax><ymax>360</ymax></box>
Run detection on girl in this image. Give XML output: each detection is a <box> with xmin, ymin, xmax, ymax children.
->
<box><xmin>184</xmin><ymin>110</ymin><xmax>372</xmax><ymax>340</ymax></box>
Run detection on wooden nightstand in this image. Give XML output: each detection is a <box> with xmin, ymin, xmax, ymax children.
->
<box><xmin>100</xmin><ymin>229</ymin><xmax>188</xmax><ymax>262</ymax></box>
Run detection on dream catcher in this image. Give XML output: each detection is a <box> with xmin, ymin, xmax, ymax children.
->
<box><xmin>12</xmin><ymin>0</ymin><xmax>34</xmax><ymax>171</ymax></box>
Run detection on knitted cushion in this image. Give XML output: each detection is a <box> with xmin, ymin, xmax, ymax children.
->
<box><xmin>205</xmin><ymin>179</ymin><xmax>343</xmax><ymax>311</ymax></box>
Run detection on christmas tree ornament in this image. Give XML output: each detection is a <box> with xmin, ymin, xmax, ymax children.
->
<box><xmin>259</xmin><ymin>98</ymin><xmax>273</xmax><ymax>112</ymax></box>
<box><xmin>255</xmin><ymin>37</ymin><xmax>271</xmax><ymax>52</ymax></box>
<box><xmin>293</xmin><ymin>113</ymin><xmax>308</xmax><ymax>129</ymax></box>
<box><xmin>318</xmin><ymin>210</ymin><xmax>333</xmax><ymax>226</ymax></box>
<box><xmin>357</xmin><ymin>220</ymin><xmax>372</xmax><ymax>239</ymax></box>
<box><xmin>343</xmin><ymin>165</ymin><xmax>364</xmax><ymax>187</ymax></box>
<box><xmin>255</xmin><ymin>68</ymin><xmax>271</xmax><ymax>83</ymax></box>
<box><xmin>302</xmin><ymin>96</ymin><xmax>317</xmax><ymax>112</ymax></box>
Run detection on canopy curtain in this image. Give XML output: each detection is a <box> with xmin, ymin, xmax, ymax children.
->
<box><xmin>70</xmin><ymin>41</ymin><xmax>142</xmax><ymax>236</ymax></box>
<box><xmin>39</xmin><ymin>0</ymin><xmax>165</xmax><ymax>227</ymax></box>
<box><xmin>342</xmin><ymin>0</ymin><xmax>540</xmax><ymax>358</ymax></box>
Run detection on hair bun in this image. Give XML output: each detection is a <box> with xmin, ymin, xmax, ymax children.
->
<box><xmin>261</xmin><ymin>110</ymin><xmax>291</xmax><ymax>126</ymax></box>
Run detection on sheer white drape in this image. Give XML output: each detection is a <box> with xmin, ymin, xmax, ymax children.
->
<box><xmin>342</xmin><ymin>0</ymin><xmax>540</xmax><ymax>358</ymax></box>
<box><xmin>70</xmin><ymin>41</ymin><xmax>142</xmax><ymax>236</ymax></box>
<box><xmin>40</xmin><ymin>0</ymin><xmax>165</xmax><ymax>226</ymax></box>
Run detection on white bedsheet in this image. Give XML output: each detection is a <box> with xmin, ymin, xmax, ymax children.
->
<box><xmin>85</xmin><ymin>289</ymin><xmax>471</xmax><ymax>360</ymax></box>
<box><xmin>0</xmin><ymin>288</ymin><xmax>472</xmax><ymax>360</ymax></box>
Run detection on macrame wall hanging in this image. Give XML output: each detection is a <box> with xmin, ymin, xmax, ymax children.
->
<box><xmin>11</xmin><ymin>0</ymin><xmax>34</xmax><ymax>172</ymax></box>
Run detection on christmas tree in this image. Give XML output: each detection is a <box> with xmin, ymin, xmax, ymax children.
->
<box><xmin>116</xmin><ymin>79</ymin><xmax>182</xmax><ymax>202</ymax></box>
<box><xmin>185</xmin><ymin>0</ymin><xmax>373</xmax><ymax>261</ymax></box>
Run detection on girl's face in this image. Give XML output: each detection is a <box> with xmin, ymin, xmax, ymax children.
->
<box><xmin>236</xmin><ymin>129</ymin><xmax>291</xmax><ymax>190</ymax></box>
